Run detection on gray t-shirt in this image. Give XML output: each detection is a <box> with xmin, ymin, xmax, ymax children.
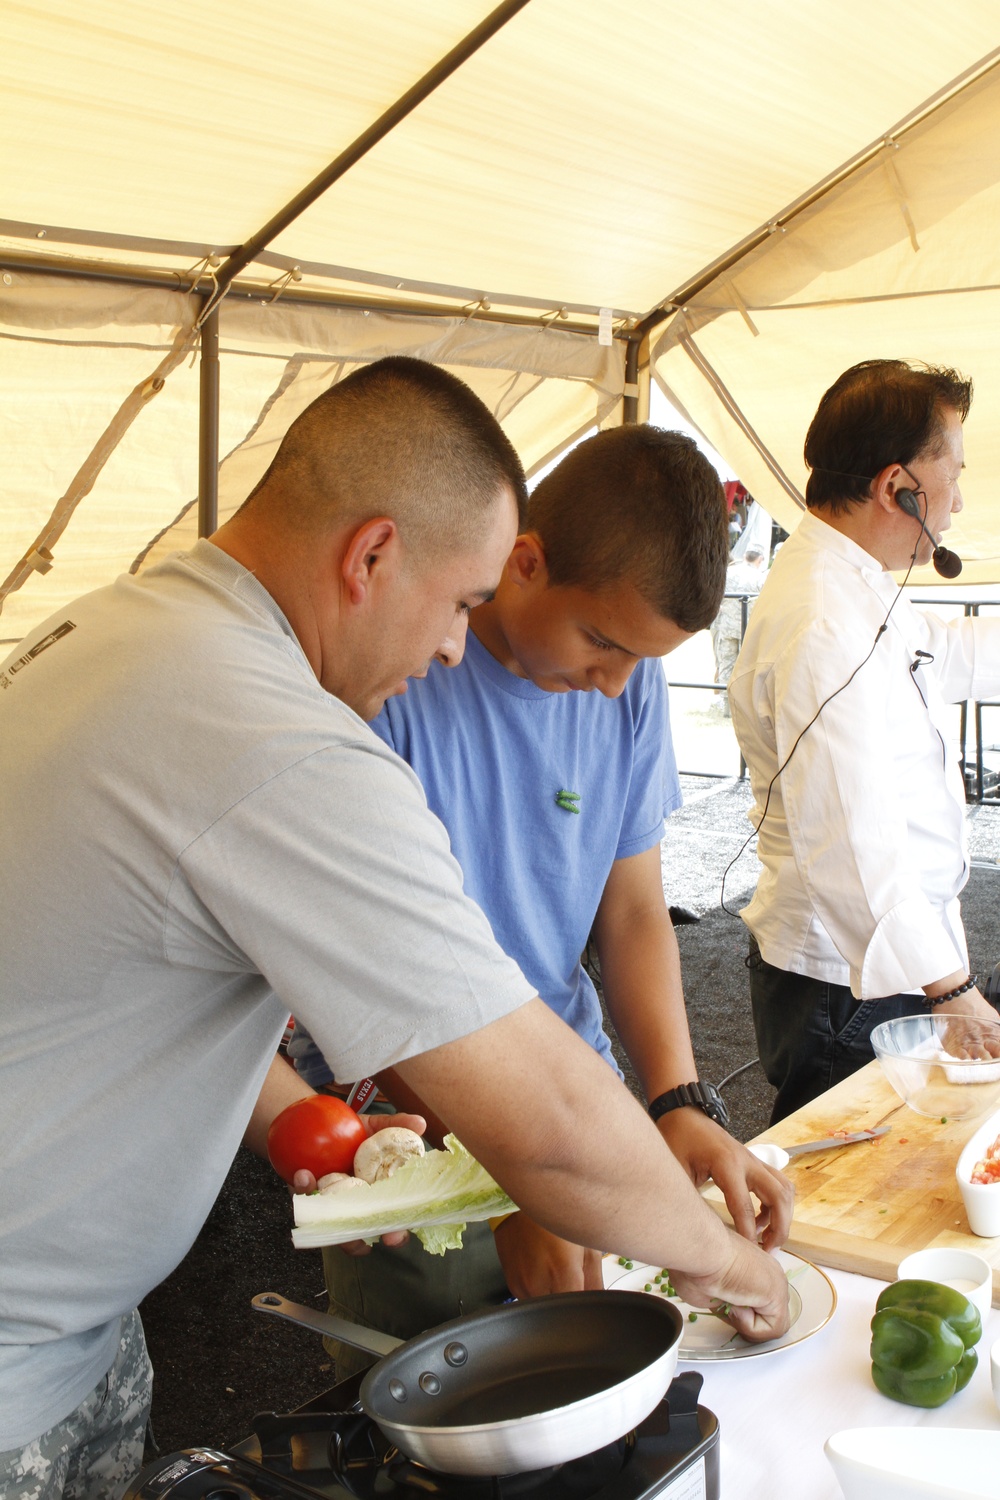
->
<box><xmin>0</xmin><ymin>541</ymin><xmax>534</xmax><ymax>1448</ymax></box>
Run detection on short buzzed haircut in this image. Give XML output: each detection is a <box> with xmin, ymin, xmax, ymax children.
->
<box><xmin>242</xmin><ymin>356</ymin><xmax>527</xmax><ymax>554</ymax></box>
<box><xmin>805</xmin><ymin>359</ymin><xmax>972</xmax><ymax>515</ymax></box>
<box><xmin>526</xmin><ymin>426</ymin><xmax>728</xmax><ymax>632</ymax></box>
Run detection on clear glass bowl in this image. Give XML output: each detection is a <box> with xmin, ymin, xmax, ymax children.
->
<box><xmin>870</xmin><ymin>1013</ymin><xmax>1000</xmax><ymax>1120</ymax></box>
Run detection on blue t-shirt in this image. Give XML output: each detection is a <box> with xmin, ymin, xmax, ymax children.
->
<box><xmin>290</xmin><ymin>631</ymin><xmax>680</xmax><ymax>1082</ymax></box>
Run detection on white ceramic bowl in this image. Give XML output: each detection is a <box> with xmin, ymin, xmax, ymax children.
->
<box><xmin>825</xmin><ymin>1428</ymin><xmax>1000</xmax><ymax>1500</ymax></box>
<box><xmin>956</xmin><ymin>1105</ymin><xmax>1000</xmax><ymax>1238</ymax></box>
<box><xmin>895</xmin><ymin>1247</ymin><xmax>992</xmax><ymax>1322</ymax></box>
<box><xmin>747</xmin><ymin>1142</ymin><xmax>790</xmax><ymax>1171</ymax></box>
<box><xmin>870</xmin><ymin>1013</ymin><xmax>1000</xmax><ymax>1121</ymax></box>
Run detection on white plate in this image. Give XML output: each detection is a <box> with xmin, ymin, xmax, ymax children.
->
<box><xmin>602</xmin><ymin>1247</ymin><xmax>836</xmax><ymax>1360</ymax></box>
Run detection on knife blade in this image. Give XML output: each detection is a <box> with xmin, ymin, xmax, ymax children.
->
<box><xmin>784</xmin><ymin>1126</ymin><xmax>891</xmax><ymax>1158</ymax></box>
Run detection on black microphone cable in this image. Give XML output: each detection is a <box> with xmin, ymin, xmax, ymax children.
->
<box><xmin>720</xmin><ymin>539</ymin><xmax>922</xmax><ymax>917</ymax></box>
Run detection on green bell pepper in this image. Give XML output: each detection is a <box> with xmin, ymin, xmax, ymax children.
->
<box><xmin>870</xmin><ymin>1278</ymin><xmax>982</xmax><ymax>1408</ymax></box>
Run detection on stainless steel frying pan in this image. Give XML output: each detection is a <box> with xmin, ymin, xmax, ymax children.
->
<box><xmin>252</xmin><ymin>1289</ymin><xmax>683</xmax><ymax>1476</ymax></box>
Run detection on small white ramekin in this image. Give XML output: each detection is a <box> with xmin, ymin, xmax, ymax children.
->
<box><xmin>896</xmin><ymin>1247</ymin><xmax>993</xmax><ymax>1322</ymax></box>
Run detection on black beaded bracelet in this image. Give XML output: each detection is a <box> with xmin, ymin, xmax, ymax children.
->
<box><xmin>929</xmin><ymin>974</ymin><xmax>979</xmax><ymax>1007</ymax></box>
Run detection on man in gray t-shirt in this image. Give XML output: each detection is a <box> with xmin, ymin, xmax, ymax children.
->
<box><xmin>0</xmin><ymin>357</ymin><xmax>789</xmax><ymax>1498</ymax></box>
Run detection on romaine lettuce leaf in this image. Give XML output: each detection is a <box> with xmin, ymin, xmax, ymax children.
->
<box><xmin>291</xmin><ymin>1134</ymin><xmax>516</xmax><ymax>1254</ymax></box>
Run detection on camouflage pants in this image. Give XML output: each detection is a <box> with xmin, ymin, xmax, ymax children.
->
<box><xmin>0</xmin><ymin>1310</ymin><xmax>153</xmax><ymax>1500</ymax></box>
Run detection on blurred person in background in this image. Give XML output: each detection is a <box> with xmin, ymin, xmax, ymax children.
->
<box><xmin>711</xmin><ymin>543</ymin><xmax>767</xmax><ymax>716</ymax></box>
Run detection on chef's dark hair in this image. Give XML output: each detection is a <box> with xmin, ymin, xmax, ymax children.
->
<box><xmin>526</xmin><ymin>426</ymin><xmax>728</xmax><ymax>632</ymax></box>
<box><xmin>805</xmin><ymin>360</ymin><xmax>972</xmax><ymax>515</ymax></box>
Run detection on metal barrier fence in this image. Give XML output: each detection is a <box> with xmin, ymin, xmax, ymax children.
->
<box><xmin>665</xmin><ymin>592</ymin><xmax>1000</xmax><ymax>804</ymax></box>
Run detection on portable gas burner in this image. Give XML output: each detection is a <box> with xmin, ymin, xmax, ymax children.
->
<box><xmin>125</xmin><ymin>1369</ymin><xmax>719</xmax><ymax>1500</ymax></box>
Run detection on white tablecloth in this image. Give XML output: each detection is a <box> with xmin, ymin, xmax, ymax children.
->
<box><xmin>687</xmin><ymin>1267</ymin><xmax>1000</xmax><ymax>1498</ymax></box>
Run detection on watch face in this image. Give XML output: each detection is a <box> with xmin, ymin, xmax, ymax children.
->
<box><xmin>700</xmin><ymin>1086</ymin><xmax>730</xmax><ymax>1129</ymax></box>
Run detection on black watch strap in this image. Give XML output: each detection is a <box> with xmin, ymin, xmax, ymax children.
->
<box><xmin>648</xmin><ymin>1081</ymin><xmax>730</xmax><ymax>1130</ymax></box>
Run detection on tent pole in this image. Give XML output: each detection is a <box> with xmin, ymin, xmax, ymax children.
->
<box><xmin>623</xmin><ymin>339</ymin><xmax>640</xmax><ymax>424</ymax></box>
<box><xmin>198</xmin><ymin>304</ymin><xmax>220</xmax><ymax>538</ymax></box>
<box><xmin>192</xmin><ymin>0</ymin><xmax>531</xmax><ymax>540</ymax></box>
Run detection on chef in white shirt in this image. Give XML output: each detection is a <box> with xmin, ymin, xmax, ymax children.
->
<box><xmin>729</xmin><ymin>358</ymin><xmax>1000</xmax><ymax>1122</ymax></box>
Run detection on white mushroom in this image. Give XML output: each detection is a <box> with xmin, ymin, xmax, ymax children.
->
<box><xmin>318</xmin><ymin>1172</ymin><xmax>372</xmax><ymax>1195</ymax></box>
<box><xmin>352</xmin><ymin>1127</ymin><xmax>425</xmax><ymax>1183</ymax></box>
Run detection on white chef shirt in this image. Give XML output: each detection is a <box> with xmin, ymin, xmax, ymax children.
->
<box><xmin>729</xmin><ymin>511</ymin><xmax>1000</xmax><ymax>998</ymax></box>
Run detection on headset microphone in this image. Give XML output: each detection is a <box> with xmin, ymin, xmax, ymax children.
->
<box><xmin>895</xmin><ymin>487</ymin><xmax>963</xmax><ymax>579</ymax></box>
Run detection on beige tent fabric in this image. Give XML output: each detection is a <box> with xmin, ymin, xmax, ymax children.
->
<box><xmin>4</xmin><ymin>3</ymin><xmax>1000</xmax><ymax>637</ymax></box>
<box><xmin>4</xmin><ymin>2</ymin><xmax>998</xmax><ymax>315</ymax></box>
<box><xmin>0</xmin><ymin>277</ymin><xmax>622</xmax><ymax>639</ymax></box>
<box><xmin>650</xmin><ymin>60</ymin><xmax>1000</xmax><ymax>586</ymax></box>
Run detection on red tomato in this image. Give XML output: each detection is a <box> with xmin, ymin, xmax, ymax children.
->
<box><xmin>267</xmin><ymin>1095</ymin><xmax>368</xmax><ymax>1183</ymax></box>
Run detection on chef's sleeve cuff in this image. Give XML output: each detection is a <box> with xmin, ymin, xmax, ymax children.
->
<box><xmin>858</xmin><ymin>899</ymin><xmax>966</xmax><ymax>998</ymax></box>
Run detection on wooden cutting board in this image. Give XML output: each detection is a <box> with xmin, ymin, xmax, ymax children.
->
<box><xmin>704</xmin><ymin>1060</ymin><xmax>1000</xmax><ymax>1304</ymax></box>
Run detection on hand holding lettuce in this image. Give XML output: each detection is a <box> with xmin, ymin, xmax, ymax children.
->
<box><xmin>292</xmin><ymin>1133</ymin><xmax>517</xmax><ymax>1255</ymax></box>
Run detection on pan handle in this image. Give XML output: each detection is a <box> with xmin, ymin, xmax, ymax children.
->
<box><xmin>251</xmin><ymin>1292</ymin><xmax>403</xmax><ymax>1358</ymax></box>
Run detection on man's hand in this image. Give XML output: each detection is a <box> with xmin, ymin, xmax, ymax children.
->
<box><xmin>937</xmin><ymin>988</ymin><xmax>1000</xmax><ymax>1055</ymax></box>
<box><xmin>668</xmin><ymin>1232</ymin><xmax>791</xmax><ymax>1344</ymax></box>
<box><xmin>492</xmin><ymin>1214</ymin><xmax>604</xmax><ymax>1298</ymax></box>
<box><xmin>290</xmin><ymin>1111</ymin><xmax>426</xmax><ymax>1256</ymax></box>
<box><xmin>655</xmin><ymin>1108</ymin><xmax>794</xmax><ymax>1251</ymax></box>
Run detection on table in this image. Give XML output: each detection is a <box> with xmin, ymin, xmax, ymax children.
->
<box><xmin>693</xmin><ymin>1063</ymin><xmax>1000</xmax><ymax>1495</ymax></box>
<box><xmin>689</xmin><ymin>1264</ymin><xmax>1000</xmax><ymax>1498</ymax></box>
<box><xmin>728</xmin><ymin>1061</ymin><xmax>1000</xmax><ymax>1296</ymax></box>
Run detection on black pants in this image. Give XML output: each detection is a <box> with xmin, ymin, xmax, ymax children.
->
<box><xmin>747</xmin><ymin>939</ymin><xmax>932</xmax><ymax>1124</ymax></box>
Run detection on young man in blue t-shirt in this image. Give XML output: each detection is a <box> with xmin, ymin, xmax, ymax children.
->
<box><xmin>292</xmin><ymin>425</ymin><xmax>793</xmax><ymax>1369</ymax></box>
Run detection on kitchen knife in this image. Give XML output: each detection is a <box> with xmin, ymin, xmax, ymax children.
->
<box><xmin>784</xmin><ymin>1125</ymin><xmax>891</xmax><ymax>1158</ymax></box>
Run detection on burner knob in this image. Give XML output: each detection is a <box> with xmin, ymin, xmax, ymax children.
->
<box><xmin>418</xmin><ymin>1372</ymin><xmax>442</xmax><ymax>1395</ymax></box>
<box><xmin>443</xmin><ymin>1342</ymin><xmax>468</xmax><ymax>1366</ymax></box>
<box><xmin>388</xmin><ymin>1378</ymin><xmax>408</xmax><ymax>1402</ymax></box>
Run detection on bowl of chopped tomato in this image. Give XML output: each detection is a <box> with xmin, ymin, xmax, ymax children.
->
<box><xmin>956</xmin><ymin>1106</ymin><xmax>1000</xmax><ymax>1237</ymax></box>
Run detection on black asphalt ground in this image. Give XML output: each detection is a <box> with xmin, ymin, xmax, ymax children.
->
<box><xmin>138</xmin><ymin>778</ymin><xmax>1000</xmax><ymax>1459</ymax></box>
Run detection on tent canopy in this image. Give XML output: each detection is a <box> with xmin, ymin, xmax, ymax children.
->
<box><xmin>4</xmin><ymin>1</ymin><xmax>1000</xmax><ymax>640</ymax></box>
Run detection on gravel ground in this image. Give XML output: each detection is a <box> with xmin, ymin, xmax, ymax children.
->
<box><xmin>137</xmin><ymin>773</ymin><xmax>1000</xmax><ymax>1462</ymax></box>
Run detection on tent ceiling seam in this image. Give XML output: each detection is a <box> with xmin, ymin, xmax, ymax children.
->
<box><xmin>0</xmin><ymin>218</ymin><xmax>237</xmax><ymax>259</ymax></box>
<box><xmin>251</xmin><ymin>252</ymin><xmax>641</xmax><ymax>322</ymax></box>
<box><xmin>686</xmin><ymin>283</ymin><xmax>1000</xmax><ymax>317</ymax></box>
<box><xmin>0</xmin><ymin>240</ymin><xmax>641</xmax><ymax>325</ymax></box>
<box><xmin>0</xmin><ymin>253</ymin><xmax>630</xmax><ymax>337</ymax></box>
